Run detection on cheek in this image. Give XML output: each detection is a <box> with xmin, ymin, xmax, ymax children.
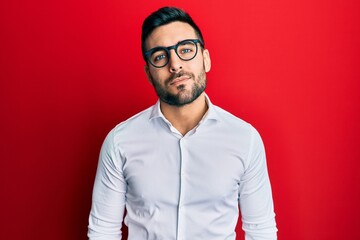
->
<box><xmin>149</xmin><ymin>69</ymin><xmax>166</xmax><ymax>84</ymax></box>
<box><xmin>192</xmin><ymin>61</ymin><xmax>207</xmax><ymax>76</ymax></box>
<box><xmin>193</xmin><ymin>55</ymin><xmax>207</xmax><ymax>71</ymax></box>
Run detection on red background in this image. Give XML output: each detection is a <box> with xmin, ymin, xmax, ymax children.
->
<box><xmin>1</xmin><ymin>0</ymin><xmax>359</xmax><ymax>239</ymax></box>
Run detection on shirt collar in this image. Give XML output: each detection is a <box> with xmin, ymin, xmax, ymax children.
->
<box><xmin>149</xmin><ymin>93</ymin><xmax>220</xmax><ymax>123</ymax></box>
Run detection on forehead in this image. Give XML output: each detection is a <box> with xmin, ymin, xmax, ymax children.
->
<box><xmin>145</xmin><ymin>21</ymin><xmax>197</xmax><ymax>50</ymax></box>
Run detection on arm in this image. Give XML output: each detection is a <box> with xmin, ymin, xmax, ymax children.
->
<box><xmin>88</xmin><ymin>129</ymin><xmax>127</xmax><ymax>240</ymax></box>
<box><xmin>238</xmin><ymin>128</ymin><xmax>277</xmax><ymax>240</ymax></box>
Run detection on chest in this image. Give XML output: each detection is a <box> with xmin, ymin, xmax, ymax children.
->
<box><xmin>121</xmin><ymin>133</ymin><xmax>247</xmax><ymax>206</ymax></box>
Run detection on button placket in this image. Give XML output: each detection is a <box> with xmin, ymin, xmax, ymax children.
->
<box><xmin>177</xmin><ymin>137</ymin><xmax>188</xmax><ymax>239</ymax></box>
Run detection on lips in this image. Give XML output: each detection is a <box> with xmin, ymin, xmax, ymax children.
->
<box><xmin>169</xmin><ymin>75</ymin><xmax>191</xmax><ymax>86</ymax></box>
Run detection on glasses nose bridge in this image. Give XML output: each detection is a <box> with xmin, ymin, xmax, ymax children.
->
<box><xmin>166</xmin><ymin>44</ymin><xmax>183</xmax><ymax>71</ymax></box>
<box><xmin>166</xmin><ymin>44</ymin><xmax>182</xmax><ymax>63</ymax></box>
<box><xmin>166</xmin><ymin>44</ymin><xmax>179</xmax><ymax>57</ymax></box>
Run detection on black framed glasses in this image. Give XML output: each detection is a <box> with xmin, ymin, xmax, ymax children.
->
<box><xmin>144</xmin><ymin>39</ymin><xmax>204</xmax><ymax>68</ymax></box>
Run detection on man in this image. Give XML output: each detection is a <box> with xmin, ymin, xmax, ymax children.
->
<box><xmin>88</xmin><ymin>6</ymin><xmax>277</xmax><ymax>240</ymax></box>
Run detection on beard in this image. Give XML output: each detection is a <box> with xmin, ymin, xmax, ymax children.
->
<box><xmin>149</xmin><ymin>70</ymin><xmax>207</xmax><ymax>107</ymax></box>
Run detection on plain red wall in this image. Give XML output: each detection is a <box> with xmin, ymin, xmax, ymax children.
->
<box><xmin>1</xmin><ymin>0</ymin><xmax>359</xmax><ymax>239</ymax></box>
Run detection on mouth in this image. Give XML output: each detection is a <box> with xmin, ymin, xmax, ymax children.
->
<box><xmin>169</xmin><ymin>75</ymin><xmax>191</xmax><ymax>86</ymax></box>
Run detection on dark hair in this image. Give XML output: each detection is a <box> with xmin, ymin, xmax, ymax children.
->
<box><xmin>141</xmin><ymin>6</ymin><xmax>205</xmax><ymax>61</ymax></box>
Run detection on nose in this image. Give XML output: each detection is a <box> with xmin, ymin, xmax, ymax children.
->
<box><xmin>168</xmin><ymin>49</ymin><xmax>183</xmax><ymax>73</ymax></box>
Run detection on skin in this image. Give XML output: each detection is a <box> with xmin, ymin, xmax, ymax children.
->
<box><xmin>144</xmin><ymin>21</ymin><xmax>211</xmax><ymax>135</ymax></box>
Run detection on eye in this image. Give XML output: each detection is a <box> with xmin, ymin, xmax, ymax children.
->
<box><xmin>177</xmin><ymin>41</ymin><xmax>196</xmax><ymax>56</ymax></box>
<box><xmin>154</xmin><ymin>54</ymin><xmax>166</xmax><ymax>62</ymax></box>
<box><xmin>151</xmin><ymin>49</ymin><xmax>168</xmax><ymax>63</ymax></box>
<box><xmin>180</xmin><ymin>48</ymin><xmax>192</xmax><ymax>54</ymax></box>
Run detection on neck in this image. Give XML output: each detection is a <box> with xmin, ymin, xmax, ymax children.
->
<box><xmin>160</xmin><ymin>93</ymin><xmax>208</xmax><ymax>135</ymax></box>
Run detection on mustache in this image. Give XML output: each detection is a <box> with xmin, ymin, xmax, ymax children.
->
<box><xmin>165</xmin><ymin>71</ymin><xmax>194</xmax><ymax>85</ymax></box>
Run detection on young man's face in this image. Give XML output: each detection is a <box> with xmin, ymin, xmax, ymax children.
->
<box><xmin>144</xmin><ymin>21</ymin><xmax>211</xmax><ymax>106</ymax></box>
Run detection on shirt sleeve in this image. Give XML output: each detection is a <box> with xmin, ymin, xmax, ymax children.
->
<box><xmin>238</xmin><ymin>127</ymin><xmax>277</xmax><ymax>240</ymax></box>
<box><xmin>88</xmin><ymin>129</ymin><xmax>127</xmax><ymax>240</ymax></box>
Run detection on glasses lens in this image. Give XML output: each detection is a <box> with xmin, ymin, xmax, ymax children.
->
<box><xmin>177</xmin><ymin>40</ymin><xmax>197</xmax><ymax>60</ymax></box>
<box><xmin>150</xmin><ymin>49</ymin><xmax>168</xmax><ymax>67</ymax></box>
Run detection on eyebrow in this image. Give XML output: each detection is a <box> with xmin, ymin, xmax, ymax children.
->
<box><xmin>146</xmin><ymin>39</ymin><xmax>201</xmax><ymax>53</ymax></box>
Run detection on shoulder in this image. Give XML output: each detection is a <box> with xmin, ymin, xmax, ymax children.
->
<box><xmin>101</xmin><ymin>105</ymin><xmax>154</xmax><ymax>146</ymax></box>
<box><xmin>211</xmin><ymin>104</ymin><xmax>263</xmax><ymax>144</ymax></box>
<box><xmin>213</xmin><ymin>105</ymin><xmax>254</xmax><ymax>131</ymax></box>
<box><xmin>113</xmin><ymin>105</ymin><xmax>153</xmax><ymax>133</ymax></box>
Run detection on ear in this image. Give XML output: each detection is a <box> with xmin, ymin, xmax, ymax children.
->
<box><xmin>203</xmin><ymin>49</ymin><xmax>211</xmax><ymax>72</ymax></box>
<box><xmin>144</xmin><ymin>65</ymin><xmax>153</xmax><ymax>85</ymax></box>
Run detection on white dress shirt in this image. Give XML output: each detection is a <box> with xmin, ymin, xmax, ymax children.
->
<box><xmin>88</xmin><ymin>95</ymin><xmax>277</xmax><ymax>240</ymax></box>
